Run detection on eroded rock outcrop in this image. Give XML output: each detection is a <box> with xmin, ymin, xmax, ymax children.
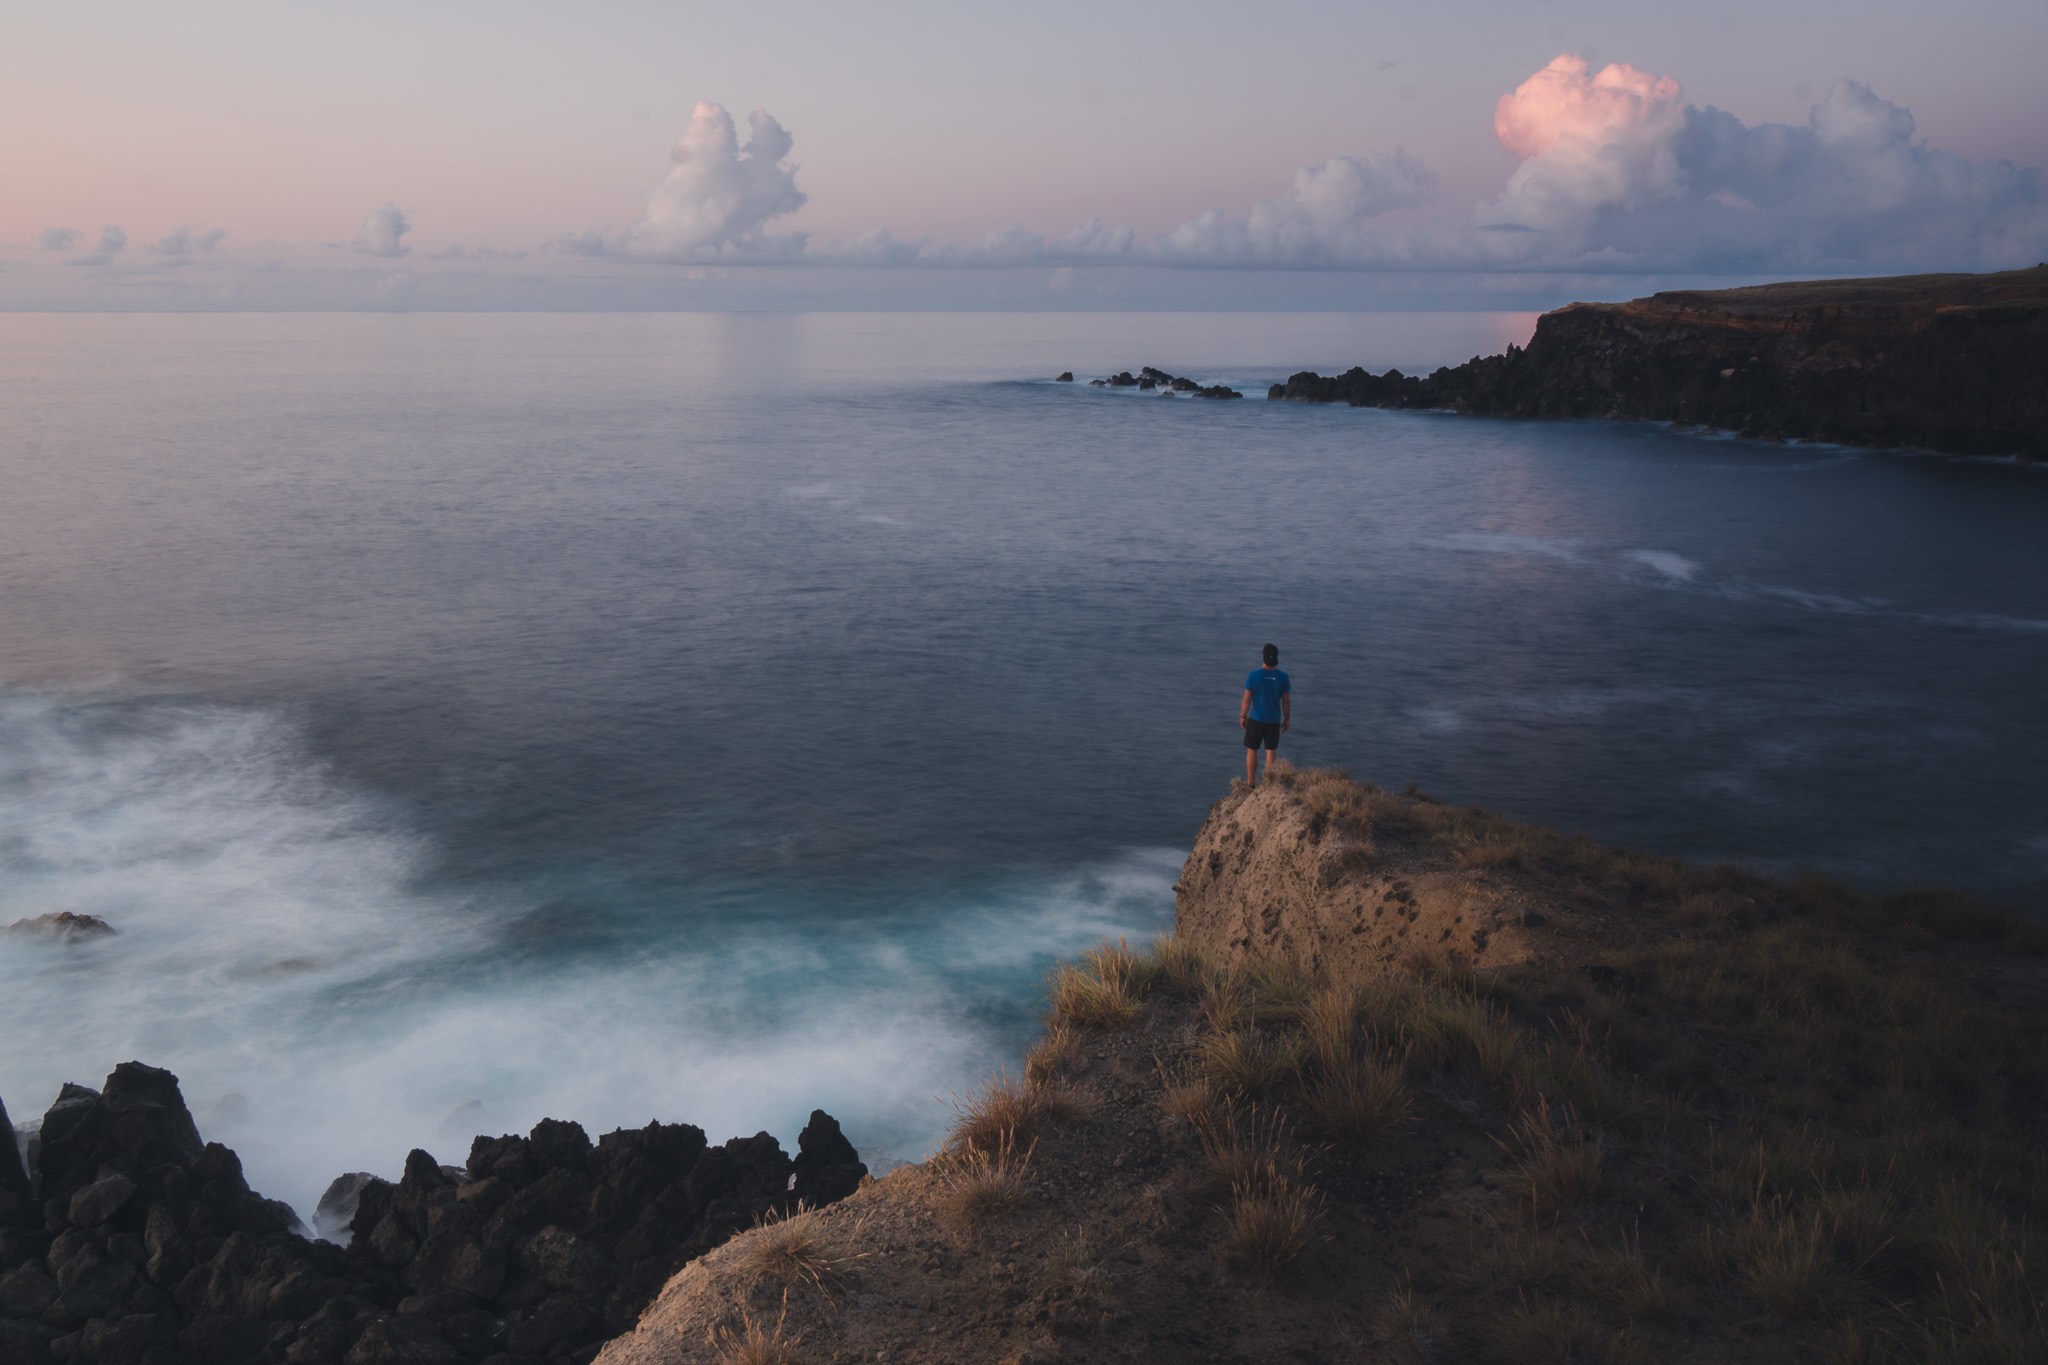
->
<box><xmin>1174</xmin><ymin>777</ymin><xmax>1544</xmax><ymax>979</ymax></box>
<box><xmin>1268</xmin><ymin>265</ymin><xmax>2048</xmax><ymax>459</ymax></box>
<box><xmin>4</xmin><ymin>914</ymin><xmax>116</xmax><ymax>944</ymax></box>
<box><xmin>0</xmin><ymin>1065</ymin><xmax>864</xmax><ymax>1365</ymax></box>
<box><xmin>1078</xmin><ymin>365</ymin><xmax>1242</xmax><ymax>399</ymax></box>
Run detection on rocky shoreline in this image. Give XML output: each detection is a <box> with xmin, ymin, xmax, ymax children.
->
<box><xmin>1063</xmin><ymin>366</ymin><xmax>1242</xmax><ymax>399</ymax></box>
<box><xmin>0</xmin><ymin>1064</ymin><xmax>864</xmax><ymax>1365</ymax></box>
<box><xmin>1267</xmin><ymin>265</ymin><xmax>2048</xmax><ymax>460</ymax></box>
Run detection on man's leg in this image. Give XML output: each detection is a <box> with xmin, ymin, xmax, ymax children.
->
<box><xmin>1245</xmin><ymin>741</ymin><xmax>1258</xmax><ymax>786</ymax></box>
<box><xmin>1263</xmin><ymin>738</ymin><xmax>1278</xmax><ymax>778</ymax></box>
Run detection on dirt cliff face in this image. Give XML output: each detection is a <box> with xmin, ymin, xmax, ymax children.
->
<box><xmin>1173</xmin><ymin>776</ymin><xmax>1543</xmax><ymax>978</ymax></box>
<box><xmin>1269</xmin><ymin>264</ymin><xmax>2048</xmax><ymax>459</ymax></box>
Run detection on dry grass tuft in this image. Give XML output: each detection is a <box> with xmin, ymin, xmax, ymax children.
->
<box><xmin>1024</xmin><ymin>1024</ymin><xmax>1078</xmax><ymax>1087</ymax></box>
<box><xmin>1195</xmin><ymin>1105</ymin><xmax>1300</xmax><ymax>1200</ymax></box>
<box><xmin>1302</xmin><ymin>1049</ymin><xmax>1412</xmax><ymax>1143</ymax></box>
<box><xmin>1223</xmin><ymin>1174</ymin><xmax>1322</xmax><ymax>1277</ymax></box>
<box><xmin>1737</xmin><ymin>1206</ymin><xmax>1857</xmax><ymax>1319</ymax></box>
<box><xmin>1043</xmin><ymin>1226</ymin><xmax>1109</xmax><ymax>1293</ymax></box>
<box><xmin>1499</xmin><ymin>1098</ymin><xmax>1603</xmax><ymax>1216</ymax></box>
<box><xmin>707</xmin><ymin>1302</ymin><xmax>802</xmax><ymax>1365</ymax></box>
<box><xmin>1373</xmin><ymin>1276</ymin><xmax>1442</xmax><ymax>1359</ymax></box>
<box><xmin>1577</xmin><ymin>1233</ymin><xmax>1682</xmax><ymax>1323</ymax></box>
<box><xmin>1198</xmin><ymin>1028</ymin><xmax>1302</xmax><ymax>1095</ymax></box>
<box><xmin>1302</xmin><ymin>981</ymin><xmax>1363</xmax><ymax>1071</ymax></box>
<box><xmin>1083</xmin><ymin>936</ymin><xmax>1159</xmax><ymax>997</ymax></box>
<box><xmin>1242</xmin><ymin>956</ymin><xmax>1318</xmax><ymax>1023</ymax></box>
<box><xmin>1409</xmin><ymin>991</ymin><xmax>1521</xmax><ymax>1085</ymax></box>
<box><xmin>945</xmin><ymin>1069</ymin><xmax>1079</xmax><ymax>1155</ymax></box>
<box><xmin>734</xmin><ymin>1205</ymin><xmax>863</xmax><ymax>1296</ymax></box>
<box><xmin>1049</xmin><ymin>961</ymin><xmax>1143</xmax><ymax>1029</ymax></box>
<box><xmin>1200</xmin><ymin>976</ymin><xmax>1255</xmax><ymax>1035</ymax></box>
<box><xmin>935</xmin><ymin>1132</ymin><xmax>1036</xmax><ymax>1225</ymax></box>
<box><xmin>1484</xmin><ymin>1297</ymin><xmax>1644</xmax><ymax>1365</ymax></box>
<box><xmin>1158</xmin><ymin>1063</ymin><xmax>1222</xmax><ymax>1129</ymax></box>
<box><xmin>1151</xmin><ymin>933</ymin><xmax>1213</xmax><ymax>995</ymax></box>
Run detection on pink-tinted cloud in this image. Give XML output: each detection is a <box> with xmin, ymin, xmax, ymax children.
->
<box><xmin>1478</xmin><ymin>56</ymin><xmax>2048</xmax><ymax>270</ymax></box>
<box><xmin>1494</xmin><ymin>55</ymin><xmax>1682</xmax><ymax>160</ymax></box>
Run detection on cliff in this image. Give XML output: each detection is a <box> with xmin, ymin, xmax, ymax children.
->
<box><xmin>1269</xmin><ymin>265</ymin><xmax>2048</xmax><ymax>460</ymax></box>
<box><xmin>593</xmin><ymin>769</ymin><xmax>2048</xmax><ymax>1363</ymax></box>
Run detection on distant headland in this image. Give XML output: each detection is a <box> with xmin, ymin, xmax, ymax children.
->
<box><xmin>1268</xmin><ymin>265</ymin><xmax>2048</xmax><ymax>460</ymax></box>
<box><xmin>1066</xmin><ymin>266</ymin><xmax>2048</xmax><ymax>461</ymax></box>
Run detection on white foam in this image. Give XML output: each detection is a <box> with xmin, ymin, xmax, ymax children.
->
<box><xmin>0</xmin><ymin>690</ymin><xmax>1176</xmax><ymax>1216</ymax></box>
<box><xmin>1624</xmin><ymin>549</ymin><xmax>1701</xmax><ymax>582</ymax></box>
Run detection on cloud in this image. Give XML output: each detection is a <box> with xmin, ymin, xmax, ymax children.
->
<box><xmin>66</xmin><ymin>225</ymin><xmax>127</xmax><ymax>267</ymax></box>
<box><xmin>1158</xmin><ymin>152</ymin><xmax>1437</xmax><ymax>266</ymax></box>
<box><xmin>39</xmin><ymin>227</ymin><xmax>81</xmax><ymax>251</ymax></box>
<box><xmin>354</xmin><ymin>203</ymin><xmax>411</xmax><ymax>258</ymax></box>
<box><xmin>1479</xmin><ymin>54</ymin><xmax>2048</xmax><ymax>271</ymax></box>
<box><xmin>425</xmin><ymin>244</ymin><xmax>529</xmax><ymax>262</ymax></box>
<box><xmin>823</xmin><ymin>227</ymin><xmax>928</xmax><ymax>266</ymax></box>
<box><xmin>155</xmin><ymin>226</ymin><xmax>226</xmax><ymax>255</ymax></box>
<box><xmin>568</xmin><ymin>102</ymin><xmax>808</xmax><ymax>262</ymax></box>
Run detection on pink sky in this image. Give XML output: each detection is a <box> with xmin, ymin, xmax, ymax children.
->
<box><xmin>5</xmin><ymin>0</ymin><xmax>2045</xmax><ymax>307</ymax></box>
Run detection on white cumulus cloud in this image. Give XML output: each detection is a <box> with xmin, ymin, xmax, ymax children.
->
<box><xmin>354</xmin><ymin>203</ymin><xmax>411</xmax><ymax>258</ymax></box>
<box><xmin>566</xmin><ymin>102</ymin><xmax>808</xmax><ymax>262</ymax></box>
<box><xmin>1158</xmin><ymin>152</ymin><xmax>1438</xmax><ymax>266</ymax></box>
<box><xmin>1480</xmin><ymin>54</ymin><xmax>2048</xmax><ymax>271</ymax></box>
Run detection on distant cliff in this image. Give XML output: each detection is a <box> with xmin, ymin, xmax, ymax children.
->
<box><xmin>1269</xmin><ymin>265</ymin><xmax>2048</xmax><ymax>460</ymax></box>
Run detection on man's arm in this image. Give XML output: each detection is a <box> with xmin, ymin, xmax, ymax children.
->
<box><xmin>1240</xmin><ymin>689</ymin><xmax>1252</xmax><ymax>726</ymax></box>
<box><xmin>1281</xmin><ymin>692</ymin><xmax>1291</xmax><ymax>732</ymax></box>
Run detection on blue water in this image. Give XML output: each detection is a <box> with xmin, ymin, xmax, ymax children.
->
<box><xmin>2</xmin><ymin>312</ymin><xmax>2043</xmax><ymax>1214</ymax></box>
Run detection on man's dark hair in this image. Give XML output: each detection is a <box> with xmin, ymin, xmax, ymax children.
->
<box><xmin>1262</xmin><ymin>643</ymin><xmax>1279</xmax><ymax>666</ymax></box>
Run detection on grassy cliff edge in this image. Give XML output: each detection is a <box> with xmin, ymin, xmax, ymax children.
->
<box><xmin>598</xmin><ymin>767</ymin><xmax>2048</xmax><ymax>1364</ymax></box>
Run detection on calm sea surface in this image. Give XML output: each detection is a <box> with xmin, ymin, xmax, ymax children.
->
<box><xmin>2</xmin><ymin>312</ymin><xmax>2043</xmax><ymax>1212</ymax></box>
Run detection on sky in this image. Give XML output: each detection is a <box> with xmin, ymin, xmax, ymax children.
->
<box><xmin>4</xmin><ymin>0</ymin><xmax>2045</xmax><ymax>310</ymax></box>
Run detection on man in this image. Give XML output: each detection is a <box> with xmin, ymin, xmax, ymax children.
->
<box><xmin>1239</xmin><ymin>643</ymin><xmax>1291</xmax><ymax>786</ymax></box>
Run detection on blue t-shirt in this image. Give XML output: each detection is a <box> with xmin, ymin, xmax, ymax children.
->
<box><xmin>1244</xmin><ymin>667</ymin><xmax>1291</xmax><ymax>723</ymax></box>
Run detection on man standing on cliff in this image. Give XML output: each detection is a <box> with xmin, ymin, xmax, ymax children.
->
<box><xmin>1240</xmin><ymin>643</ymin><xmax>1291</xmax><ymax>787</ymax></box>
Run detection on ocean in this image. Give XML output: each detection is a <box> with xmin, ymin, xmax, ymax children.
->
<box><xmin>2</xmin><ymin>310</ymin><xmax>2044</xmax><ymax>1218</ymax></box>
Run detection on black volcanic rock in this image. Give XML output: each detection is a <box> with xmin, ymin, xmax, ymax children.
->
<box><xmin>790</xmin><ymin>1110</ymin><xmax>867</xmax><ymax>1206</ymax></box>
<box><xmin>36</xmin><ymin>1064</ymin><xmax>206</xmax><ymax>1207</ymax></box>
<box><xmin>1081</xmin><ymin>367</ymin><xmax>1241</xmax><ymax>401</ymax></box>
<box><xmin>3</xmin><ymin>913</ymin><xmax>115</xmax><ymax>944</ymax></box>
<box><xmin>314</xmin><ymin>1174</ymin><xmax>378</xmax><ymax>1242</ymax></box>
<box><xmin>0</xmin><ymin>1094</ymin><xmax>27</xmax><ymax>1214</ymax></box>
<box><xmin>1267</xmin><ymin>265</ymin><xmax>2048</xmax><ymax>460</ymax></box>
<box><xmin>0</xmin><ymin>1068</ymin><xmax>865</xmax><ymax>1365</ymax></box>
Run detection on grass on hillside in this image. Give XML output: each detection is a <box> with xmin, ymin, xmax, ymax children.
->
<box><xmin>1025</xmin><ymin>772</ymin><xmax>2048</xmax><ymax>1362</ymax></box>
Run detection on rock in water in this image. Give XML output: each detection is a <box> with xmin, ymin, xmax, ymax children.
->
<box><xmin>791</xmin><ymin>1109</ymin><xmax>867</xmax><ymax>1205</ymax></box>
<box><xmin>35</xmin><ymin>1062</ymin><xmax>205</xmax><ymax>1206</ymax></box>
<box><xmin>3</xmin><ymin>912</ymin><xmax>114</xmax><ymax>943</ymax></box>
<box><xmin>1054</xmin><ymin>371</ymin><xmax>1073</xmax><ymax>382</ymax></box>
<box><xmin>0</xmin><ymin>1092</ymin><xmax>28</xmax><ymax>1214</ymax></box>
<box><xmin>314</xmin><ymin>1171</ymin><xmax>379</xmax><ymax>1241</ymax></box>
<box><xmin>0</xmin><ymin>1062</ymin><xmax>869</xmax><ymax>1365</ymax></box>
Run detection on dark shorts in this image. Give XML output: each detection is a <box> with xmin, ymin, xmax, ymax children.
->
<box><xmin>1243</xmin><ymin>719</ymin><xmax>1282</xmax><ymax>750</ymax></box>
